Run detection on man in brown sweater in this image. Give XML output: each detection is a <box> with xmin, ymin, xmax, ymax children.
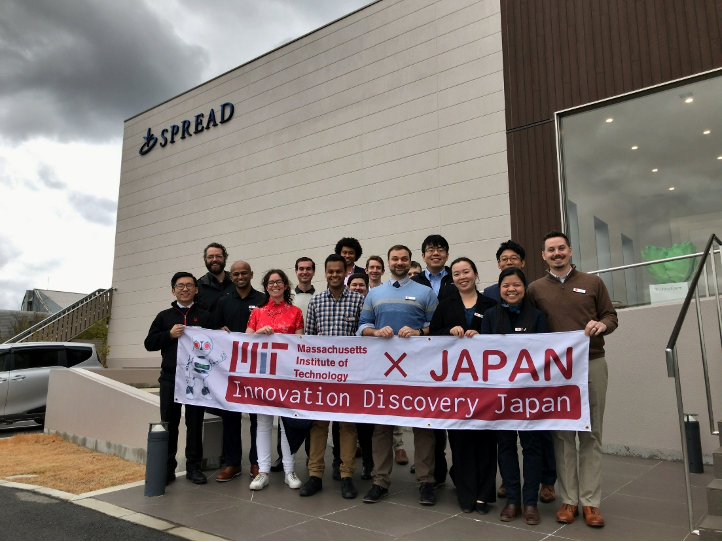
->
<box><xmin>527</xmin><ymin>231</ymin><xmax>618</xmax><ymax>529</ymax></box>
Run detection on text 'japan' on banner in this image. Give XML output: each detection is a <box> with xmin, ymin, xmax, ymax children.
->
<box><xmin>176</xmin><ymin>328</ymin><xmax>590</xmax><ymax>431</ymax></box>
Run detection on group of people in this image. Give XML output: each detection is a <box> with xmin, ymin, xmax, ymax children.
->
<box><xmin>144</xmin><ymin>231</ymin><xmax>617</xmax><ymax>528</ymax></box>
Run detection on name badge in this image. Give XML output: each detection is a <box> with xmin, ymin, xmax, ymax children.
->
<box><xmin>344</xmin><ymin>317</ymin><xmax>355</xmax><ymax>322</ymax></box>
<box><xmin>405</xmin><ymin>296</ymin><xmax>416</xmax><ymax>301</ymax></box>
<box><xmin>515</xmin><ymin>327</ymin><xmax>526</xmax><ymax>332</ymax></box>
<box><xmin>249</xmin><ymin>305</ymin><xmax>258</xmax><ymax>310</ymax></box>
<box><xmin>474</xmin><ymin>313</ymin><xmax>483</xmax><ymax>318</ymax></box>
<box><xmin>573</xmin><ymin>288</ymin><xmax>586</xmax><ymax>294</ymax></box>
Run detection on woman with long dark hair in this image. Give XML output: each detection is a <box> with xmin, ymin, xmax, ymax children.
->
<box><xmin>480</xmin><ymin>267</ymin><xmax>549</xmax><ymax>525</ymax></box>
<box><xmin>429</xmin><ymin>257</ymin><xmax>497</xmax><ymax>514</ymax></box>
<box><xmin>245</xmin><ymin>269</ymin><xmax>304</xmax><ymax>491</ymax></box>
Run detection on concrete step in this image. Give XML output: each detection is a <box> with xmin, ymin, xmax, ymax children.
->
<box><xmin>714</xmin><ymin>447</ymin><xmax>722</xmax><ymax>479</ymax></box>
<box><xmin>698</xmin><ymin>514</ymin><xmax>722</xmax><ymax>540</ymax></box>
<box><xmin>708</xmin><ymin>479</ymin><xmax>722</xmax><ymax>517</ymax></box>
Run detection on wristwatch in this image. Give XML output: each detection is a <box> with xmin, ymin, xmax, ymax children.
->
<box><xmin>418</xmin><ymin>328</ymin><xmax>425</xmax><ymax>336</ymax></box>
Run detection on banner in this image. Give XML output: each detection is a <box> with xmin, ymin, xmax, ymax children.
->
<box><xmin>176</xmin><ymin>328</ymin><xmax>590</xmax><ymax>431</ymax></box>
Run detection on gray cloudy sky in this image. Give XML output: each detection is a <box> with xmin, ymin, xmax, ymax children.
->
<box><xmin>0</xmin><ymin>0</ymin><xmax>370</xmax><ymax>309</ymax></box>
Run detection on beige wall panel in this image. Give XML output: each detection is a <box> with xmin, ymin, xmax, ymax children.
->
<box><xmin>109</xmin><ymin>0</ymin><xmax>509</xmax><ymax>366</ymax></box>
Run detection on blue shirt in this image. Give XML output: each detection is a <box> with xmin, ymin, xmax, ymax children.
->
<box><xmin>424</xmin><ymin>268</ymin><xmax>448</xmax><ymax>296</ymax></box>
<box><xmin>357</xmin><ymin>278</ymin><xmax>438</xmax><ymax>335</ymax></box>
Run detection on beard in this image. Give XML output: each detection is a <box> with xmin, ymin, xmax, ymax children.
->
<box><xmin>206</xmin><ymin>260</ymin><xmax>225</xmax><ymax>274</ymax></box>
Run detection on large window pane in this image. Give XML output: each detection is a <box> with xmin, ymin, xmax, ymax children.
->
<box><xmin>559</xmin><ymin>73</ymin><xmax>722</xmax><ymax>307</ymax></box>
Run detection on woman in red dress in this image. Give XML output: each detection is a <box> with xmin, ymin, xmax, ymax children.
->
<box><xmin>245</xmin><ymin>269</ymin><xmax>304</xmax><ymax>491</ymax></box>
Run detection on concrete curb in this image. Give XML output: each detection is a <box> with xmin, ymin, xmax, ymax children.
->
<box><xmin>0</xmin><ymin>479</ymin><xmax>228</xmax><ymax>541</ymax></box>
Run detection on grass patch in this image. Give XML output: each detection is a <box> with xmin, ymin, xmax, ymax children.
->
<box><xmin>0</xmin><ymin>433</ymin><xmax>145</xmax><ymax>494</ymax></box>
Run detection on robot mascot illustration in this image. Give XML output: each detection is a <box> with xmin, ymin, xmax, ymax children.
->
<box><xmin>185</xmin><ymin>334</ymin><xmax>226</xmax><ymax>400</ymax></box>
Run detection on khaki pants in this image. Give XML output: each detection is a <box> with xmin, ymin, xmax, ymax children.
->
<box><xmin>372</xmin><ymin>424</ymin><xmax>435</xmax><ymax>488</ymax></box>
<box><xmin>553</xmin><ymin>356</ymin><xmax>608</xmax><ymax>507</ymax></box>
<box><xmin>393</xmin><ymin>426</ymin><xmax>405</xmax><ymax>451</ymax></box>
<box><xmin>307</xmin><ymin>420</ymin><xmax>357</xmax><ymax>478</ymax></box>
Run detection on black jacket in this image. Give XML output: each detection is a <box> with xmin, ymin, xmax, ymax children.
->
<box><xmin>212</xmin><ymin>287</ymin><xmax>266</xmax><ymax>332</ymax></box>
<box><xmin>430</xmin><ymin>290</ymin><xmax>497</xmax><ymax>335</ymax></box>
<box><xmin>411</xmin><ymin>267</ymin><xmax>456</xmax><ymax>302</ymax></box>
<box><xmin>480</xmin><ymin>300</ymin><xmax>549</xmax><ymax>335</ymax></box>
<box><xmin>196</xmin><ymin>271</ymin><xmax>234</xmax><ymax>311</ymax></box>
<box><xmin>144</xmin><ymin>302</ymin><xmax>214</xmax><ymax>380</ymax></box>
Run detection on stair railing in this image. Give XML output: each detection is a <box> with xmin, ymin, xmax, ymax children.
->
<box><xmin>664</xmin><ymin>234</ymin><xmax>722</xmax><ymax>535</ymax></box>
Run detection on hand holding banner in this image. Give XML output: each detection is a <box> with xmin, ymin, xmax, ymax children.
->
<box><xmin>176</xmin><ymin>328</ymin><xmax>590</xmax><ymax>431</ymax></box>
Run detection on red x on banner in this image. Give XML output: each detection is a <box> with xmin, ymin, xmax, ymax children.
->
<box><xmin>384</xmin><ymin>352</ymin><xmax>407</xmax><ymax>377</ymax></box>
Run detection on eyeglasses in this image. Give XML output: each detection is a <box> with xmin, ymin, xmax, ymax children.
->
<box><xmin>499</xmin><ymin>256</ymin><xmax>522</xmax><ymax>263</ymax></box>
<box><xmin>206</xmin><ymin>255</ymin><xmax>224</xmax><ymax>260</ymax></box>
<box><xmin>174</xmin><ymin>283</ymin><xmax>195</xmax><ymax>290</ymax></box>
<box><xmin>424</xmin><ymin>247</ymin><xmax>447</xmax><ymax>254</ymax></box>
<box><xmin>267</xmin><ymin>280</ymin><xmax>285</xmax><ymax>287</ymax></box>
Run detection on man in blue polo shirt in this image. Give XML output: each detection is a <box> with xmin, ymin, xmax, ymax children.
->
<box><xmin>358</xmin><ymin>244</ymin><xmax>439</xmax><ymax>506</ymax></box>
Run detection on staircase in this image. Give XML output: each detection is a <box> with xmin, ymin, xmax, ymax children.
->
<box><xmin>3</xmin><ymin>288</ymin><xmax>113</xmax><ymax>343</ymax></box>
<box><xmin>699</xmin><ymin>423</ymin><xmax>722</xmax><ymax>539</ymax></box>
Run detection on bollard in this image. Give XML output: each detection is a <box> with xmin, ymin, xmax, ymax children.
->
<box><xmin>684</xmin><ymin>414</ymin><xmax>704</xmax><ymax>474</ymax></box>
<box><xmin>145</xmin><ymin>422</ymin><xmax>169</xmax><ymax>497</ymax></box>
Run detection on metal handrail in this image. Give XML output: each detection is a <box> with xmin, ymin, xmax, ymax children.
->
<box><xmin>3</xmin><ymin>288</ymin><xmax>113</xmax><ymax>343</ymax></box>
<box><xmin>587</xmin><ymin>248</ymin><xmax>721</xmax><ymax>275</ymax></box>
<box><xmin>663</xmin><ymin>234</ymin><xmax>722</xmax><ymax>535</ymax></box>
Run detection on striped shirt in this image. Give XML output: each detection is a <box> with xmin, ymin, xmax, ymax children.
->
<box><xmin>305</xmin><ymin>288</ymin><xmax>365</xmax><ymax>336</ymax></box>
<box><xmin>357</xmin><ymin>278</ymin><xmax>438</xmax><ymax>335</ymax></box>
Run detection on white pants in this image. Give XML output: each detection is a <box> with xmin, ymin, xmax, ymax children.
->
<box><xmin>256</xmin><ymin>415</ymin><xmax>295</xmax><ymax>473</ymax></box>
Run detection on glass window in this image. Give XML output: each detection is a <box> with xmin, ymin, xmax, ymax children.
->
<box><xmin>559</xmin><ymin>72</ymin><xmax>722</xmax><ymax>307</ymax></box>
<box><xmin>12</xmin><ymin>348</ymin><xmax>62</xmax><ymax>371</ymax></box>
<box><xmin>65</xmin><ymin>346</ymin><xmax>93</xmax><ymax>367</ymax></box>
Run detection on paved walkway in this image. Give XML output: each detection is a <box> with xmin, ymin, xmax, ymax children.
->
<box><xmin>91</xmin><ymin>430</ymin><xmax>709</xmax><ymax>541</ymax></box>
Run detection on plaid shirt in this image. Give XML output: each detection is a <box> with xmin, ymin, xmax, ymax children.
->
<box><xmin>305</xmin><ymin>288</ymin><xmax>364</xmax><ymax>336</ymax></box>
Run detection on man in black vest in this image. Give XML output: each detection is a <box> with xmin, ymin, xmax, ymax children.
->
<box><xmin>196</xmin><ymin>242</ymin><xmax>234</xmax><ymax>311</ymax></box>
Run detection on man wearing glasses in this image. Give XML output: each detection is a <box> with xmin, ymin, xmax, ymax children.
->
<box><xmin>196</xmin><ymin>242</ymin><xmax>235</xmax><ymax>311</ymax></box>
<box><xmin>482</xmin><ymin>240</ymin><xmax>527</xmax><ymax>302</ymax></box>
<box><xmin>145</xmin><ymin>272</ymin><xmax>215</xmax><ymax>486</ymax></box>
<box><xmin>411</xmin><ymin>235</ymin><xmax>455</xmax><ymax>301</ymax></box>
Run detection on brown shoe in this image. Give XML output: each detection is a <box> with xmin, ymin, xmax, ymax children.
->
<box><xmin>249</xmin><ymin>464</ymin><xmax>260</xmax><ymax>479</ymax></box>
<box><xmin>583</xmin><ymin>506</ymin><xmax>605</xmax><ymax>527</ymax></box>
<box><xmin>523</xmin><ymin>505</ymin><xmax>540</xmax><ymax>525</ymax></box>
<box><xmin>497</xmin><ymin>483</ymin><xmax>506</xmax><ymax>498</ymax></box>
<box><xmin>499</xmin><ymin>503</ymin><xmax>521</xmax><ymax>522</ymax></box>
<box><xmin>216</xmin><ymin>465</ymin><xmax>242</xmax><ymax>482</ymax></box>
<box><xmin>395</xmin><ymin>449</ymin><xmax>409</xmax><ymax>465</ymax></box>
<box><xmin>539</xmin><ymin>483</ymin><xmax>556</xmax><ymax>503</ymax></box>
<box><xmin>556</xmin><ymin>503</ymin><xmax>579</xmax><ymax>523</ymax></box>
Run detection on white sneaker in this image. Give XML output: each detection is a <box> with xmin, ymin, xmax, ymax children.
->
<box><xmin>249</xmin><ymin>473</ymin><xmax>269</xmax><ymax>490</ymax></box>
<box><xmin>285</xmin><ymin>471</ymin><xmax>302</xmax><ymax>489</ymax></box>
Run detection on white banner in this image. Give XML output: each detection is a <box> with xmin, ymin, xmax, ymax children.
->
<box><xmin>176</xmin><ymin>328</ymin><xmax>590</xmax><ymax>431</ymax></box>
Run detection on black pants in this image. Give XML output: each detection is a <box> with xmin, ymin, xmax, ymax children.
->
<box><xmin>448</xmin><ymin>429</ymin><xmax>497</xmax><ymax>510</ymax></box>
<box><xmin>356</xmin><ymin>423</ymin><xmax>374</xmax><ymax>465</ymax></box>
<box><xmin>159</xmin><ymin>378</ymin><xmax>204</xmax><ymax>473</ymax></box>
<box><xmin>497</xmin><ymin>430</ymin><xmax>542</xmax><ymax>506</ymax></box>
<box><xmin>540</xmin><ymin>430</ymin><xmax>557</xmax><ymax>485</ymax></box>
<box><xmin>219</xmin><ymin>410</ymin><xmax>245</xmax><ymax>467</ymax></box>
<box><xmin>434</xmin><ymin>429</ymin><xmax>448</xmax><ymax>483</ymax></box>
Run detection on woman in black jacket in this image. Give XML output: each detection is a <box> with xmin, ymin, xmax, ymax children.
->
<box><xmin>480</xmin><ymin>267</ymin><xmax>549</xmax><ymax>526</ymax></box>
<box><xmin>430</xmin><ymin>257</ymin><xmax>497</xmax><ymax>514</ymax></box>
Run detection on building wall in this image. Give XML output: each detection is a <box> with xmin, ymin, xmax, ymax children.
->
<box><xmin>108</xmin><ymin>0</ymin><xmax>510</xmax><ymax>367</ymax></box>
<box><xmin>500</xmin><ymin>0</ymin><xmax>722</xmax><ymax>280</ymax></box>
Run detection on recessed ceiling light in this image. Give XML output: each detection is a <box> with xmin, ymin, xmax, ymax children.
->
<box><xmin>652</xmin><ymin>168</ymin><xmax>658</xmax><ymax>172</ymax></box>
<box><xmin>631</xmin><ymin>145</ymin><xmax>638</xmax><ymax>150</ymax></box>
<box><xmin>605</xmin><ymin>118</ymin><xmax>613</xmax><ymax>123</ymax></box>
<box><xmin>718</xmin><ymin>156</ymin><xmax>722</xmax><ymax>160</ymax></box>
<box><xmin>680</xmin><ymin>92</ymin><xmax>694</xmax><ymax>102</ymax></box>
<box><xmin>685</xmin><ymin>97</ymin><xmax>694</xmax><ymax>103</ymax></box>
<box><xmin>669</xmin><ymin>187</ymin><xmax>675</xmax><ymax>191</ymax></box>
<box><xmin>704</xmin><ymin>130</ymin><xmax>711</xmax><ymax>135</ymax></box>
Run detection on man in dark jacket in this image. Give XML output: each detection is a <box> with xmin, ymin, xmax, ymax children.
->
<box><xmin>196</xmin><ymin>242</ymin><xmax>234</xmax><ymax>311</ymax></box>
<box><xmin>212</xmin><ymin>261</ymin><xmax>266</xmax><ymax>482</ymax></box>
<box><xmin>410</xmin><ymin>234</ymin><xmax>456</xmax><ymax>486</ymax></box>
<box><xmin>411</xmin><ymin>234</ymin><xmax>456</xmax><ymax>302</ymax></box>
<box><xmin>144</xmin><ymin>271</ymin><xmax>214</xmax><ymax>485</ymax></box>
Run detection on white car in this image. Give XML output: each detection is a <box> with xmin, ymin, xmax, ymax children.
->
<box><xmin>0</xmin><ymin>342</ymin><xmax>102</xmax><ymax>425</ymax></box>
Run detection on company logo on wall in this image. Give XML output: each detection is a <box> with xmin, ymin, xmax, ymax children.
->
<box><xmin>139</xmin><ymin>102</ymin><xmax>234</xmax><ymax>156</ymax></box>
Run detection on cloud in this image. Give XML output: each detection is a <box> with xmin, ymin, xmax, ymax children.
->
<box><xmin>67</xmin><ymin>192</ymin><xmax>117</xmax><ymax>226</ymax></box>
<box><xmin>0</xmin><ymin>234</ymin><xmax>17</xmax><ymax>270</ymax></box>
<box><xmin>37</xmin><ymin>164</ymin><xmax>67</xmax><ymax>189</ymax></box>
<box><xmin>0</xmin><ymin>0</ymin><xmax>209</xmax><ymax>144</ymax></box>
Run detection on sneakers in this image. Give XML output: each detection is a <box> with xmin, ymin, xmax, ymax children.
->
<box><xmin>285</xmin><ymin>471</ymin><xmax>302</xmax><ymax>489</ymax></box>
<box><xmin>249</xmin><ymin>473</ymin><xmax>269</xmax><ymax>490</ymax></box>
<box><xmin>419</xmin><ymin>482</ymin><xmax>436</xmax><ymax>505</ymax></box>
<box><xmin>299</xmin><ymin>476</ymin><xmax>323</xmax><ymax>496</ymax></box>
<box><xmin>341</xmin><ymin>477</ymin><xmax>358</xmax><ymax>499</ymax></box>
<box><xmin>363</xmin><ymin>484</ymin><xmax>389</xmax><ymax>503</ymax></box>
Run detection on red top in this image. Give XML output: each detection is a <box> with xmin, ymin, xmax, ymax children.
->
<box><xmin>247</xmin><ymin>299</ymin><xmax>304</xmax><ymax>334</ymax></box>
